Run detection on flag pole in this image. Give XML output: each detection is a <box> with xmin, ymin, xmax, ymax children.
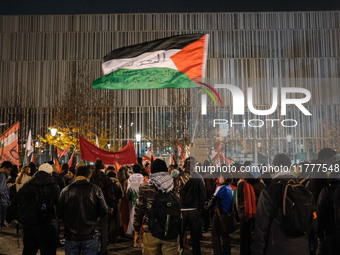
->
<box><xmin>23</xmin><ymin>149</ymin><xmax>28</xmax><ymax>165</ymax></box>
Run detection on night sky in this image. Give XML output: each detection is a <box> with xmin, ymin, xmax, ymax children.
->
<box><xmin>0</xmin><ymin>0</ymin><xmax>339</xmax><ymax>15</ymax></box>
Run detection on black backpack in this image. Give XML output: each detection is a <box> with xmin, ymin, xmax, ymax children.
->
<box><xmin>180</xmin><ymin>179</ymin><xmax>197</xmax><ymax>206</ymax></box>
<box><xmin>17</xmin><ymin>184</ymin><xmax>52</xmax><ymax>226</ymax></box>
<box><xmin>278</xmin><ymin>180</ymin><xmax>315</xmax><ymax>237</ymax></box>
<box><xmin>149</xmin><ymin>190</ymin><xmax>181</xmax><ymax>240</ymax></box>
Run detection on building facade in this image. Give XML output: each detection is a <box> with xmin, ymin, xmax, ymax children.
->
<box><xmin>0</xmin><ymin>12</ymin><xmax>339</xmax><ymax>162</ymax></box>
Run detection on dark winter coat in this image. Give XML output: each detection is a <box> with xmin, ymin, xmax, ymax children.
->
<box><xmin>237</xmin><ymin>178</ymin><xmax>266</xmax><ymax>220</ymax></box>
<box><xmin>58</xmin><ymin>179</ymin><xmax>108</xmax><ymax>241</ymax></box>
<box><xmin>16</xmin><ymin>171</ymin><xmax>60</xmax><ymax>227</ymax></box>
<box><xmin>317</xmin><ymin>182</ymin><xmax>340</xmax><ymax>238</ymax></box>
<box><xmin>90</xmin><ymin>171</ymin><xmax>115</xmax><ymax>208</ymax></box>
<box><xmin>52</xmin><ymin>172</ymin><xmax>66</xmax><ymax>191</ymax></box>
<box><xmin>134</xmin><ymin>170</ymin><xmax>190</xmax><ymax>233</ymax></box>
<box><xmin>254</xmin><ymin>179</ymin><xmax>310</xmax><ymax>255</ymax></box>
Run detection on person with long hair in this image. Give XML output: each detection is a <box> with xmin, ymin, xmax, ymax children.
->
<box><xmin>15</xmin><ymin>165</ymin><xmax>31</xmax><ymax>192</ymax></box>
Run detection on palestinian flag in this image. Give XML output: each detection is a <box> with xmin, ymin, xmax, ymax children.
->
<box><xmin>93</xmin><ymin>34</ymin><xmax>209</xmax><ymax>90</ymax></box>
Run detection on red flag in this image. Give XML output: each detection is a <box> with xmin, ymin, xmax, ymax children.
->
<box><xmin>114</xmin><ymin>161</ymin><xmax>121</xmax><ymax>173</ymax></box>
<box><xmin>59</xmin><ymin>145</ymin><xmax>69</xmax><ymax>159</ymax></box>
<box><xmin>177</xmin><ymin>140</ymin><xmax>184</xmax><ymax>165</ymax></box>
<box><xmin>146</xmin><ymin>164</ymin><xmax>151</xmax><ymax>173</ymax></box>
<box><xmin>171</xmin><ymin>154</ymin><xmax>175</xmax><ymax>164</ymax></box>
<box><xmin>211</xmin><ymin>140</ymin><xmax>224</xmax><ymax>166</ymax></box>
<box><xmin>142</xmin><ymin>148</ymin><xmax>156</xmax><ymax>166</ymax></box>
<box><xmin>54</xmin><ymin>157</ymin><xmax>62</xmax><ymax>174</ymax></box>
<box><xmin>68</xmin><ymin>150</ymin><xmax>75</xmax><ymax>168</ymax></box>
<box><xmin>79</xmin><ymin>134</ymin><xmax>137</xmax><ymax>165</ymax></box>
<box><xmin>225</xmin><ymin>157</ymin><xmax>233</xmax><ymax>165</ymax></box>
<box><xmin>0</xmin><ymin>121</ymin><xmax>20</xmax><ymax>167</ymax></box>
<box><xmin>57</xmin><ymin>147</ymin><xmax>63</xmax><ymax>157</ymax></box>
<box><xmin>30</xmin><ymin>154</ymin><xmax>35</xmax><ymax>163</ymax></box>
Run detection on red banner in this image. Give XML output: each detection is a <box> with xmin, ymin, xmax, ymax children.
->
<box><xmin>79</xmin><ymin>134</ymin><xmax>137</xmax><ymax>165</ymax></box>
<box><xmin>0</xmin><ymin>121</ymin><xmax>20</xmax><ymax>166</ymax></box>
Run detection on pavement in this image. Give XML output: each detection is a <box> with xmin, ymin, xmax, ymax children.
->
<box><xmin>0</xmin><ymin>224</ymin><xmax>241</xmax><ymax>254</ymax></box>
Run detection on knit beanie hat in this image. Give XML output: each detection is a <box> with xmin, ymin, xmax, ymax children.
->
<box><xmin>151</xmin><ymin>159</ymin><xmax>168</xmax><ymax>174</ymax></box>
<box><xmin>38</xmin><ymin>163</ymin><xmax>53</xmax><ymax>174</ymax></box>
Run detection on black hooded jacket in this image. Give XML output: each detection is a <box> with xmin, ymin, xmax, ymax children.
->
<box><xmin>254</xmin><ymin>177</ymin><xmax>310</xmax><ymax>255</ymax></box>
<box><xmin>16</xmin><ymin>171</ymin><xmax>60</xmax><ymax>227</ymax></box>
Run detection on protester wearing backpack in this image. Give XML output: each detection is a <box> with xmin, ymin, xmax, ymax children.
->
<box><xmin>205</xmin><ymin>173</ymin><xmax>235</xmax><ymax>255</ymax></box>
<box><xmin>180</xmin><ymin>157</ymin><xmax>206</xmax><ymax>255</ymax></box>
<box><xmin>133</xmin><ymin>159</ymin><xmax>191</xmax><ymax>255</ymax></box>
<box><xmin>16</xmin><ymin>163</ymin><xmax>60</xmax><ymax>255</ymax></box>
<box><xmin>317</xmin><ymin>170</ymin><xmax>340</xmax><ymax>255</ymax></box>
<box><xmin>254</xmin><ymin>153</ymin><xmax>314</xmax><ymax>255</ymax></box>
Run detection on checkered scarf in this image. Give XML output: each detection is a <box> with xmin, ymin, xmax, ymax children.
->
<box><xmin>148</xmin><ymin>172</ymin><xmax>174</xmax><ymax>193</ymax></box>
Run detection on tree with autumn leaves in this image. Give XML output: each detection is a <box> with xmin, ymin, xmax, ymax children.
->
<box><xmin>38</xmin><ymin>63</ymin><xmax>123</xmax><ymax>154</ymax></box>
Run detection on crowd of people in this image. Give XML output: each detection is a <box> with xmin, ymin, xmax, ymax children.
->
<box><xmin>0</xmin><ymin>147</ymin><xmax>339</xmax><ymax>255</ymax></box>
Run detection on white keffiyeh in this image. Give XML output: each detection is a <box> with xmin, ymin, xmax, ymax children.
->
<box><xmin>148</xmin><ymin>172</ymin><xmax>174</xmax><ymax>193</ymax></box>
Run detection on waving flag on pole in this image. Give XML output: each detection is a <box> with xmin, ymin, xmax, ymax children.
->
<box><xmin>68</xmin><ymin>149</ymin><xmax>75</xmax><ymax>168</ymax></box>
<box><xmin>142</xmin><ymin>148</ymin><xmax>156</xmax><ymax>166</ymax></box>
<box><xmin>171</xmin><ymin>154</ymin><xmax>176</xmax><ymax>165</ymax></box>
<box><xmin>57</xmin><ymin>147</ymin><xmax>63</xmax><ymax>157</ymax></box>
<box><xmin>183</xmin><ymin>145</ymin><xmax>190</xmax><ymax>162</ymax></box>
<box><xmin>225</xmin><ymin>157</ymin><xmax>233</xmax><ymax>165</ymax></box>
<box><xmin>54</xmin><ymin>157</ymin><xmax>62</xmax><ymax>174</ymax></box>
<box><xmin>177</xmin><ymin>140</ymin><xmax>185</xmax><ymax>165</ymax></box>
<box><xmin>93</xmin><ymin>34</ymin><xmax>209</xmax><ymax>90</ymax></box>
<box><xmin>210</xmin><ymin>140</ymin><xmax>224</xmax><ymax>166</ymax></box>
<box><xmin>0</xmin><ymin>121</ymin><xmax>20</xmax><ymax>166</ymax></box>
<box><xmin>59</xmin><ymin>146</ymin><xmax>69</xmax><ymax>159</ymax></box>
<box><xmin>114</xmin><ymin>161</ymin><xmax>121</xmax><ymax>173</ymax></box>
<box><xmin>95</xmin><ymin>135</ymin><xmax>100</xmax><ymax>147</ymax></box>
<box><xmin>26</xmin><ymin>129</ymin><xmax>34</xmax><ymax>157</ymax></box>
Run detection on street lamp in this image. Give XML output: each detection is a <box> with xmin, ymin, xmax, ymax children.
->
<box><xmin>286</xmin><ymin>135</ymin><xmax>292</xmax><ymax>163</ymax></box>
<box><xmin>50</xmin><ymin>128</ymin><xmax>57</xmax><ymax>160</ymax></box>
<box><xmin>50</xmin><ymin>128</ymin><xmax>57</xmax><ymax>137</ymax></box>
<box><xmin>136</xmin><ymin>134</ymin><xmax>141</xmax><ymax>158</ymax></box>
<box><xmin>255</xmin><ymin>141</ymin><xmax>261</xmax><ymax>164</ymax></box>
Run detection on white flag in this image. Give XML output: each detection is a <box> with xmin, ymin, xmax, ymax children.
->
<box><xmin>95</xmin><ymin>135</ymin><xmax>99</xmax><ymax>147</ymax></box>
<box><xmin>26</xmin><ymin>129</ymin><xmax>34</xmax><ymax>156</ymax></box>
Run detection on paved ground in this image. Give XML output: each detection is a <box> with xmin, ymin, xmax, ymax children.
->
<box><xmin>0</xmin><ymin>224</ymin><xmax>241</xmax><ymax>254</ymax></box>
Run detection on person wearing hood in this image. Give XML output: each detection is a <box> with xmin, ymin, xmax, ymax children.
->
<box><xmin>16</xmin><ymin>163</ymin><xmax>60</xmax><ymax>255</ymax></box>
<box><xmin>126</xmin><ymin>163</ymin><xmax>145</xmax><ymax>240</ymax></box>
<box><xmin>133</xmin><ymin>159</ymin><xmax>191</xmax><ymax>254</ymax></box>
<box><xmin>237</xmin><ymin>164</ymin><xmax>266</xmax><ymax>255</ymax></box>
<box><xmin>254</xmin><ymin>153</ymin><xmax>312</xmax><ymax>255</ymax></box>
